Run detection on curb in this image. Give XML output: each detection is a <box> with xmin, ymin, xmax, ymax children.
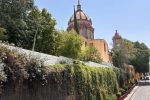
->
<box><xmin>118</xmin><ymin>84</ymin><xmax>136</xmax><ymax>100</ymax></box>
<box><xmin>124</xmin><ymin>86</ymin><xmax>139</xmax><ymax>100</ymax></box>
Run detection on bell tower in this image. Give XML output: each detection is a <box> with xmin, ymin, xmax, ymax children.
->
<box><xmin>112</xmin><ymin>30</ymin><xmax>122</xmax><ymax>47</ymax></box>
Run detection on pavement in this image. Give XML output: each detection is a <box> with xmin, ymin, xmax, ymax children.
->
<box><xmin>125</xmin><ymin>85</ymin><xmax>150</xmax><ymax>100</ymax></box>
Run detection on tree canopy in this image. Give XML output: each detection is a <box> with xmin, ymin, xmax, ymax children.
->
<box><xmin>0</xmin><ymin>0</ymin><xmax>34</xmax><ymax>45</ymax></box>
<box><xmin>25</xmin><ymin>8</ymin><xmax>57</xmax><ymax>53</ymax></box>
<box><xmin>0</xmin><ymin>27</ymin><xmax>7</xmax><ymax>42</ymax></box>
<box><xmin>0</xmin><ymin>1</ymin><xmax>60</xmax><ymax>56</ymax></box>
<box><xmin>112</xmin><ymin>39</ymin><xmax>150</xmax><ymax>73</ymax></box>
<box><xmin>131</xmin><ymin>41</ymin><xmax>149</xmax><ymax>73</ymax></box>
<box><xmin>79</xmin><ymin>45</ymin><xmax>102</xmax><ymax>63</ymax></box>
<box><xmin>59</xmin><ymin>30</ymin><xmax>82</xmax><ymax>59</ymax></box>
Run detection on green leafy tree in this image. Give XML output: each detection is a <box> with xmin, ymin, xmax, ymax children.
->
<box><xmin>134</xmin><ymin>42</ymin><xmax>149</xmax><ymax>50</ymax></box>
<box><xmin>0</xmin><ymin>0</ymin><xmax>34</xmax><ymax>46</ymax></box>
<box><xmin>73</xmin><ymin>7</ymin><xmax>79</xmax><ymax>34</ymax></box>
<box><xmin>35</xmin><ymin>8</ymin><xmax>57</xmax><ymax>55</ymax></box>
<box><xmin>112</xmin><ymin>39</ymin><xmax>150</xmax><ymax>73</ymax></box>
<box><xmin>0</xmin><ymin>0</ymin><xmax>60</xmax><ymax>56</ymax></box>
<box><xmin>59</xmin><ymin>30</ymin><xmax>82</xmax><ymax>59</ymax></box>
<box><xmin>0</xmin><ymin>27</ymin><xmax>7</xmax><ymax>42</ymax></box>
<box><xmin>79</xmin><ymin>45</ymin><xmax>102</xmax><ymax>63</ymax></box>
<box><xmin>112</xmin><ymin>39</ymin><xmax>135</xmax><ymax>68</ymax></box>
<box><xmin>131</xmin><ymin>41</ymin><xmax>149</xmax><ymax>73</ymax></box>
<box><xmin>26</xmin><ymin>8</ymin><xmax>58</xmax><ymax>55</ymax></box>
<box><xmin>24</xmin><ymin>7</ymin><xmax>43</xmax><ymax>49</ymax></box>
<box><xmin>112</xmin><ymin>47</ymin><xmax>126</xmax><ymax>68</ymax></box>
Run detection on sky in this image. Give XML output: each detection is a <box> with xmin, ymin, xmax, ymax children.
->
<box><xmin>35</xmin><ymin>0</ymin><xmax>150</xmax><ymax>49</ymax></box>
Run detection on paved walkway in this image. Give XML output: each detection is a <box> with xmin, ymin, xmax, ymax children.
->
<box><xmin>125</xmin><ymin>86</ymin><xmax>150</xmax><ymax>100</ymax></box>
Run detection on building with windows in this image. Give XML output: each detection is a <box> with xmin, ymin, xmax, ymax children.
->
<box><xmin>67</xmin><ymin>1</ymin><xmax>110</xmax><ymax>62</ymax></box>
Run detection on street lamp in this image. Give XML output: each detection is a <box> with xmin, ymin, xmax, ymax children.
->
<box><xmin>32</xmin><ymin>27</ymin><xmax>38</xmax><ymax>51</ymax></box>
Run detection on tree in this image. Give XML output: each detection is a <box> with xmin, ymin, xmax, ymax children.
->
<box><xmin>59</xmin><ymin>30</ymin><xmax>82</xmax><ymax>59</ymax></box>
<box><xmin>112</xmin><ymin>39</ymin><xmax>150</xmax><ymax>73</ymax></box>
<box><xmin>25</xmin><ymin>8</ymin><xmax>57</xmax><ymax>55</ymax></box>
<box><xmin>79</xmin><ymin>45</ymin><xmax>102</xmax><ymax>63</ymax></box>
<box><xmin>112</xmin><ymin>47</ymin><xmax>125</xmax><ymax>68</ymax></box>
<box><xmin>24</xmin><ymin>7</ymin><xmax>42</xmax><ymax>49</ymax></box>
<box><xmin>131</xmin><ymin>41</ymin><xmax>149</xmax><ymax>73</ymax></box>
<box><xmin>112</xmin><ymin>39</ymin><xmax>135</xmax><ymax>68</ymax></box>
<box><xmin>134</xmin><ymin>42</ymin><xmax>149</xmax><ymax>50</ymax></box>
<box><xmin>0</xmin><ymin>0</ymin><xmax>61</xmax><ymax>56</ymax></box>
<box><xmin>0</xmin><ymin>27</ymin><xmax>7</xmax><ymax>42</ymax></box>
<box><xmin>36</xmin><ymin>8</ymin><xmax>57</xmax><ymax>55</ymax></box>
<box><xmin>73</xmin><ymin>7</ymin><xmax>79</xmax><ymax>34</ymax></box>
<box><xmin>0</xmin><ymin>0</ymin><xmax>34</xmax><ymax>46</ymax></box>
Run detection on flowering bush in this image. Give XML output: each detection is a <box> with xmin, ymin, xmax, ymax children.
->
<box><xmin>0</xmin><ymin>44</ymin><xmax>48</xmax><ymax>92</ymax></box>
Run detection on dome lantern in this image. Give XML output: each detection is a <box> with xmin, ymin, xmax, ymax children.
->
<box><xmin>112</xmin><ymin>30</ymin><xmax>122</xmax><ymax>40</ymax></box>
<box><xmin>77</xmin><ymin>0</ymin><xmax>81</xmax><ymax>11</ymax></box>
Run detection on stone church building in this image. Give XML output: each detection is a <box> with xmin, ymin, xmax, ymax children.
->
<box><xmin>67</xmin><ymin>1</ymin><xmax>110</xmax><ymax>62</ymax></box>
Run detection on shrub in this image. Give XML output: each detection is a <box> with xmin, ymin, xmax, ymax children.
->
<box><xmin>106</xmin><ymin>94</ymin><xmax>117</xmax><ymax>100</ymax></box>
<box><xmin>0</xmin><ymin>44</ymin><xmax>48</xmax><ymax>91</ymax></box>
<box><xmin>0</xmin><ymin>44</ymin><xmax>120</xmax><ymax>99</ymax></box>
<box><xmin>49</xmin><ymin>64</ymin><xmax>119</xmax><ymax>100</ymax></box>
<box><xmin>79</xmin><ymin>45</ymin><xmax>102</xmax><ymax>63</ymax></box>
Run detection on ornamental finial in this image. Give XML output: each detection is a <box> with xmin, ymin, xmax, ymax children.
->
<box><xmin>78</xmin><ymin>0</ymin><xmax>80</xmax><ymax>5</ymax></box>
<box><xmin>116</xmin><ymin>30</ymin><xmax>118</xmax><ymax>33</ymax></box>
<box><xmin>77</xmin><ymin>0</ymin><xmax>81</xmax><ymax>10</ymax></box>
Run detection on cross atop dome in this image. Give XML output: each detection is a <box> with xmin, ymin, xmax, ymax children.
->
<box><xmin>77</xmin><ymin>0</ymin><xmax>81</xmax><ymax>11</ymax></box>
<box><xmin>78</xmin><ymin>0</ymin><xmax>80</xmax><ymax>5</ymax></box>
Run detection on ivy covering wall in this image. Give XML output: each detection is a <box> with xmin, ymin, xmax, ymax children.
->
<box><xmin>0</xmin><ymin>44</ymin><xmax>119</xmax><ymax>100</ymax></box>
<box><xmin>51</xmin><ymin>64</ymin><xmax>119</xmax><ymax>100</ymax></box>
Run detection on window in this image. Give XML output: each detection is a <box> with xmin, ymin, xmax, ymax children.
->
<box><xmin>85</xmin><ymin>42</ymin><xmax>87</xmax><ymax>47</ymax></box>
<box><xmin>104</xmin><ymin>43</ymin><xmax>106</xmax><ymax>52</ymax></box>
<box><xmin>82</xmin><ymin>27</ymin><xmax>87</xmax><ymax>38</ymax></box>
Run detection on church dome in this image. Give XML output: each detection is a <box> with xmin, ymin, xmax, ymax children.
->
<box><xmin>67</xmin><ymin>0</ymin><xmax>94</xmax><ymax>40</ymax></box>
<box><xmin>68</xmin><ymin>10</ymin><xmax>92</xmax><ymax>24</ymax></box>
<box><xmin>68</xmin><ymin>0</ymin><xmax>92</xmax><ymax>25</ymax></box>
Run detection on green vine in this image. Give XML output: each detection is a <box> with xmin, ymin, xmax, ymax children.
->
<box><xmin>49</xmin><ymin>64</ymin><xmax>119</xmax><ymax>100</ymax></box>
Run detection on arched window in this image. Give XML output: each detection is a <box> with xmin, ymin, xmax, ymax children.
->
<box><xmin>104</xmin><ymin>43</ymin><xmax>106</xmax><ymax>52</ymax></box>
<box><xmin>82</xmin><ymin>27</ymin><xmax>87</xmax><ymax>39</ymax></box>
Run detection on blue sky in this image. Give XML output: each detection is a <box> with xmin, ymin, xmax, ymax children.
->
<box><xmin>35</xmin><ymin>0</ymin><xmax>150</xmax><ymax>48</ymax></box>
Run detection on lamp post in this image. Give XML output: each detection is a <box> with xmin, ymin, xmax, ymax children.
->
<box><xmin>32</xmin><ymin>27</ymin><xmax>38</xmax><ymax>51</ymax></box>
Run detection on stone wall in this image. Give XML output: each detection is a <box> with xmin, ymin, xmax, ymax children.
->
<box><xmin>1</xmin><ymin>43</ymin><xmax>112</xmax><ymax>67</ymax></box>
<box><xmin>0</xmin><ymin>44</ymin><xmax>118</xmax><ymax>100</ymax></box>
<box><xmin>0</xmin><ymin>82</ymin><xmax>75</xmax><ymax>100</ymax></box>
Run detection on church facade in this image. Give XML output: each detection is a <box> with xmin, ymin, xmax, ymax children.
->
<box><xmin>67</xmin><ymin>1</ymin><xmax>110</xmax><ymax>62</ymax></box>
